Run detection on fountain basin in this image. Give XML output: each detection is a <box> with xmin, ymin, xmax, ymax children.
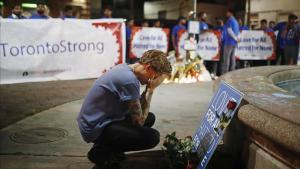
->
<box><xmin>215</xmin><ymin>66</ymin><xmax>300</xmax><ymax>169</ymax></box>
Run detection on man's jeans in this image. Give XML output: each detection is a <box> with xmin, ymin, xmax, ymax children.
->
<box><xmin>221</xmin><ymin>45</ymin><xmax>236</xmax><ymax>75</ymax></box>
<box><xmin>92</xmin><ymin>112</ymin><xmax>159</xmax><ymax>154</ymax></box>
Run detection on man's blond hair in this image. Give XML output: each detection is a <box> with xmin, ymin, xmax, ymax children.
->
<box><xmin>139</xmin><ymin>50</ymin><xmax>172</xmax><ymax>74</ymax></box>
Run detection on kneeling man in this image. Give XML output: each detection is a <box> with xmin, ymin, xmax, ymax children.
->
<box><xmin>77</xmin><ymin>50</ymin><xmax>172</xmax><ymax>168</ymax></box>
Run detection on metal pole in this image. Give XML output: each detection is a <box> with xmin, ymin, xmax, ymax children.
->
<box><xmin>194</xmin><ymin>0</ymin><xmax>197</xmax><ymax>19</ymax></box>
<box><xmin>247</xmin><ymin>0</ymin><xmax>251</xmax><ymax>27</ymax></box>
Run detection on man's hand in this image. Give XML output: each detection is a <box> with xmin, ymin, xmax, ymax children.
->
<box><xmin>147</xmin><ymin>74</ymin><xmax>168</xmax><ymax>91</ymax></box>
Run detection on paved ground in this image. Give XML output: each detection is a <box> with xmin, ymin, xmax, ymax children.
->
<box><xmin>0</xmin><ymin>80</ymin><xmax>214</xmax><ymax>169</ymax></box>
<box><xmin>0</xmin><ymin>79</ymin><xmax>94</xmax><ymax>128</ymax></box>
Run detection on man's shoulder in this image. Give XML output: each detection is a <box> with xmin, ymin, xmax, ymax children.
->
<box><xmin>277</xmin><ymin>22</ymin><xmax>286</xmax><ymax>27</ymax></box>
<box><xmin>30</xmin><ymin>14</ymin><xmax>48</xmax><ymax>19</ymax></box>
<box><xmin>173</xmin><ymin>25</ymin><xmax>185</xmax><ymax>30</ymax></box>
<box><xmin>104</xmin><ymin>64</ymin><xmax>138</xmax><ymax>83</ymax></box>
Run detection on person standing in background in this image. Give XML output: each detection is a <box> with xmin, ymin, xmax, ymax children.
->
<box><xmin>198</xmin><ymin>12</ymin><xmax>217</xmax><ymax>79</ymax></box>
<box><xmin>198</xmin><ymin>12</ymin><xmax>209</xmax><ymax>32</ymax></box>
<box><xmin>214</xmin><ymin>18</ymin><xmax>225</xmax><ymax>76</ymax></box>
<box><xmin>153</xmin><ymin>20</ymin><xmax>162</xmax><ymax>28</ymax></box>
<box><xmin>126</xmin><ymin>18</ymin><xmax>135</xmax><ymax>63</ymax></box>
<box><xmin>272</xmin><ymin>17</ymin><xmax>288</xmax><ymax>65</ymax></box>
<box><xmin>30</xmin><ymin>0</ymin><xmax>49</xmax><ymax>19</ymax></box>
<box><xmin>237</xmin><ymin>17</ymin><xmax>249</xmax><ymax>31</ymax></box>
<box><xmin>61</xmin><ymin>6</ymin><xmax>75</xmax><ymax>19</ymax></box>
<box><xmin>171</xmin><ymin>16</ymin><xmax>187</xmax><ymax>59</ymax></box>
<box><xmin>260</xmin><ymin>19</ymin><xmax>274</xmax><ymax>33</ymax></box>
<box><xmin>269</xmin><ymin>21</ymin><xmax>276</xmax><ymax>30</ymax></box>
<box><xmin>252</xmin><ymin>19</ymin><xmax>273</xmax><ymax>66</ymax></box>
<box><xmin>141</xmin><ymin>20</ymin><xmax>149</xmax><ymax>27</ymax></box>
<box><xmin>220</xmin><ymin>9</ymin><xmax>240</xmax><ymax>75</ymax></box>
<box><xmin>283</xmin><ymin>14</ymin><xmax>299</xmax><ymax>65</ymax></box>
<box><xmin>101</xmin><ymin>6</ymin><xmax>112</xmax><ymax>18</ymax></box>
<box><xmin>236</xmin><ymin>17</ymin><xmax>249</xmax><ymax>69</ymax></box>
<box><xmin>7</xmin><ymin>4</ymin><xmax>26</xmax><ymax>19</ymax></box>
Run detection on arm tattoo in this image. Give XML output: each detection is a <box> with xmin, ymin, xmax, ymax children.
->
<box><xmin>128</xmin><ymin>99</ymin><xmax>143</xmax><ymax>117</ymax></box>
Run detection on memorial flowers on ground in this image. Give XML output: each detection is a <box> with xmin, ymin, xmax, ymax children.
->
<box><xmin>162</xmin><ymin>132</ymin><xmax>199</xmax><ymax>169</ymax></box>
<box><xmin>163</xmin><ymin>99</ymin><xmax>238</xmax><ymax>169</ymax></box>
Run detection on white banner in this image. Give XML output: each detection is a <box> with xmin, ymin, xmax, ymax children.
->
<box><xmin>130</xmin><ymin>27</ymin><xmax>169</xmax><ymax>58</ymax></box>
<box><xmin>235</xmin><ymin>30</ymin><xmax>276</xmax><ymax>60</ymax></box>
<box><xmin>0</xmin><ymin>19</ymin><xmax>125</xmax><ymax>84</ymax></box>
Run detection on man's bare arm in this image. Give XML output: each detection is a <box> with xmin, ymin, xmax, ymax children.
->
<box><xmin>127</xmin><ymin>87</ymin><xmax>153</xmax><ymax>126</ymax></box>
<box><xmin>140</xmin><ymin>86</ymin><xmax>154</xmax><ymax>120</ymax></box>
<box><xmin>127</xmin><ymin>75</ymin><xmax>168</xmax><ymax>125</ymax></box>
<box><xmin>127</xmin><ymin>99</ymin><xmax>143</xmax><ymax>125</ymax></box>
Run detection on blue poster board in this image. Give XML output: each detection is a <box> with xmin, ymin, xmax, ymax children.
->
<box><xmin>192</xmin><ymin>81</ymin><xmax>244</xmax><ymax>169</ymax></box>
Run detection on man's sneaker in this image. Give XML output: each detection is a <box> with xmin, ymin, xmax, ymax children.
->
<box><xmin>87</xmin><ymin>146</ymin><xmax>109</xmax><ymax>166</ymax></box>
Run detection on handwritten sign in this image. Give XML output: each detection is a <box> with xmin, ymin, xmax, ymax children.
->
<box><xmin>197</xmin><ymin>30</ymin><xmax>221</xmax><ymax>61</ymax></box>
<box><xmin>193</xmin><ymin>81</ymin><xmax>244</xmax><ymax>169</ymax></box>
<box><xmin>129</xmin><ymin>27</ymin><xmax>169</xmax><ymax>58</ymax></box>
<box><xmin>235</xmin><ymin>30</ymin><xmax>276</xmax><ymax>60</ymax></box>
<box><xmin>178</xmin><ymin>30</ymin><xmax>221</xmax><ymax>60</ymax></box>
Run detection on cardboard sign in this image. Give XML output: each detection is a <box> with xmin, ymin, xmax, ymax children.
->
<box><xmin>177</xmin><ymin>30</ymin><xmax>221</xmax><ymax>60</ymax></box>
<box><xmin>129</xmin><ymin>27</ymin><xmax>170</xmax><ymax>58</ymax></box>
<box><xmin>188</xmin><ymin>21</ymin><xmax>200</xmax><ymax>34</ymax></box>
<box><xmin>235</xmin><ymin>30</ymin><xmax>276</xmax><ymax>60</ymax></box>
<box><xmin>192</xmin><ymin>81</ymin><xmax>244</xmax><ymax>169</ymax></box>
<box><xmin>197</xmin><ymin>30</ymin><xmax>222</xmax><ymax>61</ymax></box>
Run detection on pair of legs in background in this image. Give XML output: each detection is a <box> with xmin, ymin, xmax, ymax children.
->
<box><xmin>220</xmin><ymin>45</ymin><xmax>236</xmax><ymax>75</ymax></box>
<box><xmin>88</xmin><ymin>112</ymin><xmax>159</xmax><ymax>168</ymax></box>
<box><xmin>284</xmin><ymin>45</ymin><xmax>299</xmax><ymax>65</ymax></box>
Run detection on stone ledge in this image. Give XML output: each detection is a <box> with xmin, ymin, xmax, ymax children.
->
<box><xmin>238</xmin><ymin>104</ymin><xmax>300</xmax><ymax>154</ymax></box>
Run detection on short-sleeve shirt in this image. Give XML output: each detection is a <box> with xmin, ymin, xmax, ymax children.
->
<box><xmin>199</xmin><ymin>22</ymin><xmax>209</xmax><ymax>32</ymax></box>
<box><xmin>77</xmin><ymin>64</ymin><xmax>140</xmax><ymax>143</ymax></box>
<box><xmin>30</xmin><ymin>13</ymin><xmax>49</xmax><ymax>19</ymax></box>
<box><xmin>7</xmin><ymin>14</ymin><xmax>26</xmax><ymax>19</ymax></box>
<box><xmin>224</xmin><ymin>16</ymin><xmax>239</xmax><ymax>46</ymax></box>
<box><xmin>264</xmin><ymin>27</ymin><xmax>274</xmax><ymax>33</ymax></box>
<box><xmin>273</xmin><ymin>22</ymin><xmax>287</xmax><ymax>49</ymax></box>
<box><xmin>126</xmin><ymin>26</ymin><xmax>131</xmax><ymax>41</ymax></box>
<box><xmin>172</xmin><ymin>25</ymin><xmax>186</xmax><ymax>47</ymax></box>
<box><xmin>214</xmin><ymin>25</ymin><xmax>225</xmax><ymax>43</ymax></box>
<box><xmin>285</xmin><ymin>24</ymin><xmax>299</xmax><ymax>46</ymax></box>
<box><xmin>239</xmin><ymin>25</ymin><xmax>249</xmax><ymax>31</ymax></box>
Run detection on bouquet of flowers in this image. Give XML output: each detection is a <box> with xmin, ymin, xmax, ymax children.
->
<box><xmin>162</xmin><ymin>132</ymin><xmax>199</xmax><ymax>169</ymax></box>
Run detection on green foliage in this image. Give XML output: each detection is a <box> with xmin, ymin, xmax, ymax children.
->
<box><xmin>162</xmin><ymin>132</ymin><xmax>199</xmax><ymax>169</ymax></box>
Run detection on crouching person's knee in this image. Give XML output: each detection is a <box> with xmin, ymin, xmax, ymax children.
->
<box><xmin>146</xmin><ymin>129</ymin><xmax>160</xmax><ymax>149</ymax></box>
